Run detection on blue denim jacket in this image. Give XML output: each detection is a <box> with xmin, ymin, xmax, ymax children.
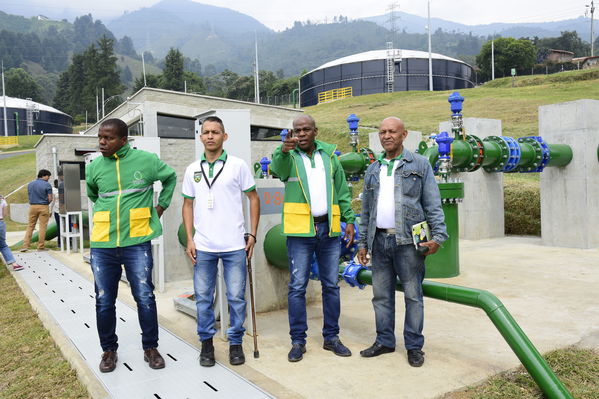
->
<box><xmin>357</xmin><ymin>149</ymin><xmax>448</xmax><ymax>250</ymax></box>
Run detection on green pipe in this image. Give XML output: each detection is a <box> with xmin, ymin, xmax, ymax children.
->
<box><xmin>547</xmin><ymin>144</ymin><xmax>573</xmax><ymax>167</ymax></box>
<box><xmin>345</xmin><ymin>267</ymin><xmax>573</xmax><ymax>399</ymax></box>
<box><xmin>422</xmin><ymin>145</ymin><xmax>439</xmax><ymax>168</ymax></box>
<box><xmin>263</xmin><ymin>223</ymin><xmax>289</xmax><ymax>270</ymax></box>
<box><xmin>481</xmin><ymin>140</ymin><xmax>502</xmax><ymax>167</ymax></box>
<box><xmin>339</xmin><ymin>151</ymin><xmax>367</xmax><ymax>176</ymax></box>
<box><xmin>517</xmin><ymin>142</ymin><xmax>538</xmax><ymax>168</ymax></box>
<box><xmin>449</xmin><ymin>140</ymin><xmax>476</xmax><ymax>169</ymax></box>
<box><xmin>425</xmin><ymin>201</ymin><xmax>459</xmax><ymax>278</ymax></box>
<box><xmin>14</xmin><ymin>212</ymin><xmax>89</xmax><ymax>247</ymax></box>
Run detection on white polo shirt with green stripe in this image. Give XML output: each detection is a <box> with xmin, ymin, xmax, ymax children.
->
<box><xmin>182</xmin><ymin>150</ymin><xmax>256</xmax><ymax>252</ymax></box>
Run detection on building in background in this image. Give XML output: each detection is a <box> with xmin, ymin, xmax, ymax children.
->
<box><xmin>300</xmin><ymin>48</ymin><xmax>475</xmax><ymax>107</ymax></box>
<box><xmin>0</xmin><ymin>96</ymin><xmax>73</xmax><ymax>135</ymax></box>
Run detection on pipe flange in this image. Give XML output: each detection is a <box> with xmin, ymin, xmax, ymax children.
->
<box><xmin>517</xmin><ymin>136</ymin><xmax>550</xmax><ymax>173</ymax></box>
<box><xmin>451</xmin><ymin>134</ymin><xmax>483</xmax><ymax>172</ymax></box>
<box><xmin>500</xmin><ymin>136</ymin><xmax>521</xmax><ymax>172</ymax></box>
<box><xmin>482</xmin><ymin>136</ymin><xmax>510</xmax><ymax>173</ymax></box>
<box><xmin>360</xmin><ymin>147</ymin><xmax>376</xmax><ymax>166</ymax></box>
<box><xmin>342</xmin><ymin>261</ymin><xmax>367</xmax><ymax>289</ymax></box>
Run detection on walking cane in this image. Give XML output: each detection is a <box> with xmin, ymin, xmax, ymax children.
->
<box><xmin>246</xmin><ymin>252</ymin><xmax>260</xmax><ymax>358</ymax></box>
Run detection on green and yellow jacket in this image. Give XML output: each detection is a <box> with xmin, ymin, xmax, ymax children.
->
<box><xmin>270</xmin><ymin>140</ymin><xmax>355</xmax><ymax>237</ymax></box>
<box><xmin>86</xmin><ymin>143</ymin><xmax>177</xmax><ymax>248</ymax></box>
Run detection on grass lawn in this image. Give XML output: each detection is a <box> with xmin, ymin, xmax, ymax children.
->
<box><xmin>0</xmin><ymin>264</ymin><xmax>89</xmax><ymax>398</ymax></box>
<box><xmin>0</xmin><ymin>152</ymin><xmax>36</xmax><ymax>202</ymax></box>
<box><xmin>443</xmin><ymin>347</ymin><xmax>599</xmax><ymax>399</ymax></box>
<box><xmin>0</xmin><ymin>135</ymin><xmax>43</xmax><ymax>153</ymax></box>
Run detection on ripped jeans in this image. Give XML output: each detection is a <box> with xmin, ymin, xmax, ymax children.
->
<box><xmin>90</xmin><ymin>241</ymin><xmax>158</xmax><ymax>351</ymax></box>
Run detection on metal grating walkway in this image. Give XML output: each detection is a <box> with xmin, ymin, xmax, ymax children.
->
<box><xmin>14</xmin><ymin>252</ymin><xmax>272</xmax><ymax>399</ymax></box>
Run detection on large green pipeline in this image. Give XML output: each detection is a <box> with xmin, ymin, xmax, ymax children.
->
<box><xmin>344</xmin><ymin>266</ymin><xmax>573</xmax><ymax>399</ymax></box>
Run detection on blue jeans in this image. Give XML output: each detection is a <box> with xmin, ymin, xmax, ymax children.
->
<box><xmin>287</xmin><ymin>221</ymin><xmax>341</xmax><ymax>345</ymax></box>
<box><xmin>194</xmin><ymin>249</ymin><xmax>247</xmax><ymax>345</ymax></box>
<box><xmin>90</xmin><ymin>241</ymin><xmax>158</xmax><ymax>351</ymax></box>
<box><xmin>371</xmin><ymin>231</ymin><xmax>425</xmax><ymax>350</ymax></box>
<box><xmin>0</xmin><ymin>221</ymin><xmax>16</xmax><ymax>265</ymax></box>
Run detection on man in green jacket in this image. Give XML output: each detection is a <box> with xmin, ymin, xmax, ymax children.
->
<box><xmin>86</xmin><ymin>118</ymin><xmax>176</xmax><ymax>373</ymax></box>
<box><xmin>270</xmin><ymin>114</ymin><xmax>355</xmax><ymax>362</ymax></box>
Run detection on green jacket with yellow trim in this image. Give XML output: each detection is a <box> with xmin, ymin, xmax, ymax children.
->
<box><xmin>270</xmin><ymin>139</ymin><xmax>355</xmax><ymax>237</ymax></box>
<box><xmin>86</xmin><ymin>143</ymin><xmax>177</xmax><ymax>248</ymax></box>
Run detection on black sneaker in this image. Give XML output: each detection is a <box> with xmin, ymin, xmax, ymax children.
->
<box><xmin>200</xmin><ymin>338</ymin><xmax>215</xmax><ymax>367</ymax></box>
<box><xmin>229</xmin><ymin>344</ymin><xmax>245</xmax><ymax>366</ymax></box>
<box><xmin>288</xmin><ymin>343</ymin><xmax>306</xmax><ymax>362</ymax></box>
<box><xmin>323</xmin><ymin>339</ymin><xmax>352</xmax><ymax>357</ymax></box>
<box><xmin>407</xmin><ymin>349</ymin><xmax>425</xmax><ymax>367</ymax></box>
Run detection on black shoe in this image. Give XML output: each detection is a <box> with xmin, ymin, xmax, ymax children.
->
<box><xmin>200</xmin><ymin>338</ymin><xmax>215</xmax><ymax>367</ymax></box>
<box><xmin>323</xmin><ymin>339</ymin><xmax>352</xmax><ymax>357</ymax></box>
<box><xmin>288</xmin><ymin>343</ymin><xmax>306</xmax><ymax>362</ymax></box>
<box><xmin>360</xmin><ymin>342</ymin><xmax>395</xmax><ymax>358</ymax></box>
<box><xmin>99</xmin><ymin>350</ymin><xmax>118</xmax><ymax>373</ymax></box>
<box><xmin>229</xmin><ymin>344</ymin><xmax>245</xmax><ymax>366</ymax></box>
<box><xmin>407</xmin><ymin>349</ymin><xmax>425</xmax><ymax>367</ymax></box>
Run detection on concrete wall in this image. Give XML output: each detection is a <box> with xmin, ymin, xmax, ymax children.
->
<box><xmin>158</xmin><ymin>138</ymin><xmax>196</xmax><ymax>282</ymax></box>
<box><xmin>440</xmin><ymin>118</ymin><xmax>504</xmax><ymax>240</ymax></box>
<box><xmin>35</xmin><ymin>135</ymin><xmax>98</xmax><ymax>176</ymax></box>
<box><xmin>9</xmin><ymin>203</ymin><xmax>29</xmax><ymax>223</ymax></box>
<box><xmin>252</xmin><ymin>179</ymin><xmax>320</xmax><ymax>312</ymax></box>
<box><xmin>540</xmin><ymin>99</ymin><xmax>599</xmax><ymax>249</ymax></box>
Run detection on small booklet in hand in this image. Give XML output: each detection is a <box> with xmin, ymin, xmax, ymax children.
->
<box><xmin>412</xmin><ymin>221</ymin><xmax>431</xmax><ymax>255</ymax></box>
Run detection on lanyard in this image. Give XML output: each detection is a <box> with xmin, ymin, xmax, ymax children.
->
<box><xmin>200</xmin><ymin>155</ymin><xmax>227</xmax><ymax>190</ymax></box>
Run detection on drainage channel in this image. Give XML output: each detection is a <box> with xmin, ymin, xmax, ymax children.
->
<box><xmin>15</xmin><ymin>252</ymin><xmax>272</xmax><ymax>399</ymax></box>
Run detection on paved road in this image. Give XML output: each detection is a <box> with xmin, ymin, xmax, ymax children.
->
<box><xmin>0</xmin><ymin>149</ymin><xmax>34</xmax><ymax>160</ymax></box>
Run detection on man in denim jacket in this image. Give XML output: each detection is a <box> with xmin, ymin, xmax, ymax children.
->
<box><xmin>357</xmin><ymin>117</ymin><xmax>447</xmax><ymax>367</ymax></box>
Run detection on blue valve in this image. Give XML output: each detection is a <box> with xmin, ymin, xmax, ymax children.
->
<box><xmin>436</xmin><ymin>131</ymin><xmax>454</xmax><ymax>158</ymax></box>
<box><xmin>260</xmin><ymin>156</ymin><xmax>271</xmax><ymax>176</ymax></box>
<box><xmin>448</xmin><ymin>92</ymin><xmax>464</xmax><ymax>115</ymax></box>
<box><xmin>347</xmin><ymin>113</ymin><xmax>360</xmax><ymax>132</ymax></box>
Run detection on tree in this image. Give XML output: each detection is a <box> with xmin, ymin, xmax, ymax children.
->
<box><xmin>161</xmin><ymin>48</ymin><xmax>184</xmax><ymax>91</ymax></box>
<box><xmin>476</xmin><ymin>37</ymin><xmax>536</xmax><ymax>81</ymax></box>
<box><xmin>116</xmin><ymin>36</ymin><xmax>138</xmax><ymax>58</ymax></box>
<box><xmin>5</xmin><ymin>68</ymin><xmax>43</xmax><ymax>102</ymax></box>
<box><xmin>132</xmin><ymin>74</ymin><xmax>161</xmax><ymax>92</ymax></box>
<box><xmin>183</xmin><ymin>71</ymin><xmax>205</xmax><ymax>94</ymax></box>
<box><xmin>52</xmin><ymin>38</ymin><xmax>124</xmax><ymax>121</ymax></box>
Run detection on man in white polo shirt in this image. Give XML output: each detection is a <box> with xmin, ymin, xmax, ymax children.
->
<box><xmin>357</xmin><ymin>117</ymin><xmax>447</xmax><ymax>367</ymax></box>
<box><xmin>181</xmin><ymin>116</ymin><xmax>260</xmax><ymax>367</ymax></box>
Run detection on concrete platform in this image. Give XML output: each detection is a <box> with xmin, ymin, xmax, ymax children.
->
<box><xmin>8</xmin><ymin>236</ymin><xmax>599</xmax><ymax>399</ymax></box>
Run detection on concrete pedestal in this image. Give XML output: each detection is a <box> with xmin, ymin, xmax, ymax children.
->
<box><xmin>539</xmin><ymin>99</ymin><xmax>599</xmax><ymax>249</ymax></box>
<box><xmin>439</xmin><ymin>118</ymin><xmax>504</xmax><ymax>240</ymax></box>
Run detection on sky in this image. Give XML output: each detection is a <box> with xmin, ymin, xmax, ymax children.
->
<box><xmin>7</xmin><ymin>0</ymin><xmax>591</xmax><ymax>30</ymax></box>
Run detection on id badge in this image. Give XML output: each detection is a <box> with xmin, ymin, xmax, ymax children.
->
<box><xmin>207</xmin><ymin>191</ymin><xmax>214</xmax><ymax>209</ymax></box>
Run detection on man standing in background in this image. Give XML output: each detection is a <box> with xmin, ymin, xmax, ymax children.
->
<box><xmin>21</xmin><ymin>169</ymin><xmax>53</xmax><ymax>252</ymax></box>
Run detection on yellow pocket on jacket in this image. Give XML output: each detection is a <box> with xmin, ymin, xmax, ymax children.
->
<box><xmin>91</xmin><ymin>211</ymin><xmax>110</xmax><ymax>242</ymax></box>
<box><xmin>283</xmin><ymin>202</ymin><xmax>311</xmax><ymax>234</ymax></box>
<box><xmin>129</xmin><ymin>207</ymin><xmax>153</xmax><ymax>238</ymax></box>
<box><xmin>331</xmin><ymin>204</ymin><xmax>341</xmax><ymax>233</ymax></box>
